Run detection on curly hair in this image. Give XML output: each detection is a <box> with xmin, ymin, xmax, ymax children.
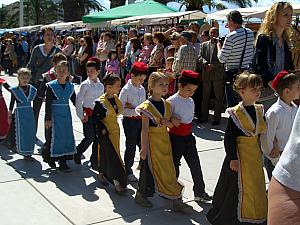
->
<box><xmin>256</xmin><ymin>2</ymin><xmax>293</xmax><ymax>44</ymax></box>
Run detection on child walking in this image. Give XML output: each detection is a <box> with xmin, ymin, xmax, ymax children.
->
<box><xmin>261</xmin><ymin>70</ymin><xmax>300</xmax><ymax>179</ymax></box>
<box><xmin>93</xmin><ymin>73</ymin><xmax>127</xmax><ymax>194</ymax></box>
<box><xmin>8</xmin><ymin>68</ymin><xmax>37</xmax><ymax>160</ymax></box>
<box><xmin>105</xmin><ymin>50</ymin><xmax>120</xmax><ymax>77</ymax></box>
<box><xmin>206</xmin><ymin>73</ymin><xmax>267</xmax><ymax>225</ymax></box>
<box><xmin>0</xmin><ymin>78</ymin><xmax>10</xmax><ymax>141</ymax></box>
<box><xmin>43</xmin><ymin>61</ymin><xmax>76</xmax><ymax>172</ymax></box>
<box><xmin>135</xmin><ymin>72</ymin><xmax>191</xmax><ymax>212</ymax></box>
<box><xmin>74</xmin><ymin>57</ymin><xmax>104</xmax><ymax>165</ymax></box>
<box><xmin>119</xmin><ymin>62</ymin><xmax>147</xmax><ymax>182</ymax></box>
<box><xmin>167</xmin><ymin>70</ymin><xmax>212</xmax><ymax>203</ymax></box>
<box><xmin>36</xmin><ymin>53</ymin><xmax>69</xmax><ymax>148</ymax></box>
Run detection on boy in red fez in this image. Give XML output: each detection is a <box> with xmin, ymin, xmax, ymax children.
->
<box><xmin>167</xmin><ymin>70</ymin><xmax>212</xmax><ymax>203</ymax></box>
<box><xmin>261</xmin><ymin>70</ymin><xmax>300</xmax><ymax>179</ymax></box>
<box><xmin>119</xmin><ymin>61</ymin><xmax>147</xmax><ymax>182</ymax></box>
<box><xmin>124</xmin><ymin>61</ymin><xmax>148</xmax><ymax>84</ymax></box>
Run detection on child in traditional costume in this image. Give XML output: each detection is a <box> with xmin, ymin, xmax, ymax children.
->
<box><xmin>0</xmin><ymin>78</ymin><xmax>10</xmax><ymax>141</ymax></box>
<box><xmin>119</xmin><ymin>61</ymin><xmax>147</xmax><ymax>182</ymax></box>
<box><xmin>8</xmin><ymin>68</ymin><xmax>37</xmax><ymax>160</ymax></box>
<box><xmin>36</xmin><ymin>53</ymin><xmax>69</xmax><ymax>148</ymax></box>
<box><xmin>93</xmin><ymin>73</ymin><xmax>127</xmax><ymax>194</ymax></box>
<box><xmin>261</xmin><ymin>71</ymin><xmax>300</xmax><ymax>179</ymax></box>
<box><xmin>206</xmin><ymin>73</ymin><xmax>267</xmax><ymax>225</ymax></box>
<box><xmin>74</xmin><ymin>57</ymin><xmax>104</xmax><ymax>165</ymax></box>
<box><xmin>43</xmin><ymin>61</ymin><xmax>76</xmax><ymax>172</ymax></box>
<box><xmin>167</xmin><ymin>70</ymin><xmax>212</xmax><ymax>203</ymax></box>
<box><xmin>135</xmin><ymin>72</ymin><xmax>191</xmax><ymax>212</ymax></box>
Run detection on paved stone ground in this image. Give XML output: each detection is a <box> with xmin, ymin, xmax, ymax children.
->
<box><xmin>0</xmin><ymin>72</ymin><xmax>232</xmax><ymax>225</ymax></box>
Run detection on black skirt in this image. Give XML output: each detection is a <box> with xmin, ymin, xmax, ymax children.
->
<box><xmin>95</xmin><ymin>121</ymin><xmax>127</xmax><ymax>188</ymax></box>
<box><xmin>206</xmin><ymin>156</ymin><xmax>267</xmax><ymax>225</ymax></box>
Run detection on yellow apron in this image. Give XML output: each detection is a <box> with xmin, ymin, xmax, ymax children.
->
<box><xmin>98</xmin><ymin>94</ymin><xmax>124</xmax><ymax>163</ymax></box>
<box><xmin>228</xmin><ymin>103</ymin><xmax>268</xmax><ymax>223</ymax></box>
<box><xmin>137</xmin><ymin>99</ymin><xmax>183</xmax><ymax>199</ymax></box>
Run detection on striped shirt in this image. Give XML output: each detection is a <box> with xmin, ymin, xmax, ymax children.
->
<box><xmin>218</xmin><ymin>27</ymin><xmax>254</xmax><ymax>71</ymax></box>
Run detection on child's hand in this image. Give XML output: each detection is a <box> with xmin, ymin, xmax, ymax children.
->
<box><xmin>140</xmin><ymin>149</ymin><xmax>147</xmax><ymax>160</ymax></box>
<box><xmin>125</xmin><ymin>102</ymin><xmax>133</xmax><ymax>109</ymax></box>
<box><xmin>160</xmin><ymin>118</ymin><xmax>172</xmax><ymax>127</ymax></box>
<box><xmin>171</xmin><ymin>117</ymin><xmax>181</xmax><ymax>127</ymax></box>
<box><xmin>269</xmin><ymin>148</ymin><xmax>280</xmax><ymax>158</ymax></box>
<box><xmin>230</xmin><ymin>160</ymin><xmax>239</xmax><ymax>172</ymax></box>
<box><xmin>45</xmin><ymin>120</ymin><xmax>52</xmax><ymax>129</ymax></box>
<box><xmin>82</xmin><ymin>116</ymin><xmax>88</xmax><ymax>123</ymax></box>
<box><xmin>8</xmin><ymin>116</ymin><xmax>12</xmax><ymax>125</ymax></box>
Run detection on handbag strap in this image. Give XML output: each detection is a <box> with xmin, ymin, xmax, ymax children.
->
<box><xmin>239</xmin><ymin>28</ymin><xmax>248</xmax><ymax>69</ymax></box>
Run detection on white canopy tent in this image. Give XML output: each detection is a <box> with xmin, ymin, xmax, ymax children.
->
<box><xmin>11</xmin><ymin>25</ymin><xmax>43</xmax><ymax>32</ymax></box>
<box><xmin>111</xmin><ymin>11</ymin><xmax>206</xmax><ymax>26</ymax></box>
<box><xmin>207</xmin><ymin>4</ymin><xmax>300</xmax><ymax>21</ymax></box>
<box><xmin>42</xmin><ymin>21</ymin><xmax>85</xmax><ymax>30</ymax></box>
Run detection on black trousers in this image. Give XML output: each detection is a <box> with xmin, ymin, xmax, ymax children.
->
<box><xmin>192</xmin><ymin>81</ymin><xmax>203</xmax><ymax>119</ymax></box>
<box><xmin>76</xmin><ymin>117</ymin><xmax>95</xmax><ymax>156</ymax></box>
<box><xmin>122</xmin><ymin>117</ymin><xmax>141</xmax><ymax>175</ymax></box>
<box><xmin>170</xmin><ymin>133</ymin><xmax>205</xmax><ymax>196</ymax></box>
<box><xmin>31</xmin><ymin>81</ymin><xmax>43</xmax><ymax>135</ymax></box>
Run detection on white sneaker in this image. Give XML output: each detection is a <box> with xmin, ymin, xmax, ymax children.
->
<box><xmin>127</xmin><ymin>174</ymin><xmax>138</xmax><ymax>182</ymax></box>
<box><xmin>36</xmin><ymin>138</ymin><xmax>44</xmax><ymax>147</ymax></box>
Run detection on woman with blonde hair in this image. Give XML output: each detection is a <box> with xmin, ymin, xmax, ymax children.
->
<box><xmin>254</xmin><ymin>2</ymin><xmax>294</xmax><ymax>84</ymax></box>
<box><xmin>253</xmin><ymin>1</ymin><xmax>295</xmax><ymax>184</ymax></box>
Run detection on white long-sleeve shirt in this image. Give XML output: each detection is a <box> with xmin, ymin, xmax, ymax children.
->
<box><xmin>76</xmin><ymin>78</ymin><xmax>104</xmax><ymax>120</ymax></box>
<box><xmin>119</xmin><ymin>79</ymin><xmax>146</xmax><ymax>117</ymax></box>
<box><xmin>261</xmin><ymin>98</ymin><xmax>298</xmax><ymax>156</ymax></box>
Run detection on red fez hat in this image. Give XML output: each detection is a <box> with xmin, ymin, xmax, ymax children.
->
<box><xmin>0</xmin><ymin>78</ymin><xmax>6</xmax><ymax>84</ymax></box>
<box><xmin>181</xmin><ymin>70</ymin><xmax>198</xmax><ymax>79</ymax></box>
<box><xmin>88</xmin><ymin>57</ymin><xmax>101</xmax><ymax>64</ymax></box>
<box><xmin>132</xmin><ymin>61</ymin><xmax>148</xmax><ymax>72</ymax></box>
<box><xmin>272</xmin><ymin>70</ymin><xmax>289</xmax><ymax>89</ymax></box>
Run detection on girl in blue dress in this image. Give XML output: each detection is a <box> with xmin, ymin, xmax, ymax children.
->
<box><xmin>43</xmin><ymin>61</ymin><xmax>76</xmax><ymax>172</ymax></box>
<box><xmin>8</xmin><ymin>68</ymin><xmax>36</xmax><ymax>160</ymax></box>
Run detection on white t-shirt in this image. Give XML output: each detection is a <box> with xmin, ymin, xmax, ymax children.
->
<box><xmin>167</xmin><ymin>92</ymin><xmax>194</xmax><ymax>124</ymax></box>
<box><xmin>273</xmin><ymin>107</ymin><xmax>300</xmax><ymax>192</ymax></box>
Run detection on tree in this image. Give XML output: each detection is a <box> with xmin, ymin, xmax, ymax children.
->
<box><xmin>108</xmin><ymin>0</ymin><xmax>258</xmax><ymax>11</ymax></box>
<box><xmin>0</xmin><ymin>7</ymin><xmax>8</xmax><ymax>28</ymax></box>
<box><xmin>172</xmin><ymin>0</ymin><xmax>258</xmax><ymax>11</ymax></box>
<box><xmin>110</xmin><ymin>0</ymin><xmax>126</xmax><ymax>8</ymax></box>
<box><xmin>63</xmin><ymin>0</ymin><xmax>106</xmax><ymax>22</ymax></box>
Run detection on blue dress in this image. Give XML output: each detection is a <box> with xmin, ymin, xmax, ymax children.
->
<box><xmin>10</xmin><ymin>85</ymin><xmax>36</xmax><ymax>156</ymax></box>
<box><xmin>47</xmin><ymin>80</ymin><xmax>76</xmax><ymax>157</ymax></box>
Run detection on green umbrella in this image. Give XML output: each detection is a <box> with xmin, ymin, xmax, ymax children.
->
<box><xmin>83</xmin><ymin>0</ymin><xmax>178</xmax><ymax>23</ymax></box>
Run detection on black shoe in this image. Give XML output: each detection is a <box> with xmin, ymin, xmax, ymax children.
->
<box><xmin>48</xmin><ymin>160</ymin><xmax>57</xmax><ymax>169</ymax></box>
<box><xmin>195</xmin><ymin>192</ymin><xmax>212</xmax><ymax>203</ymax></box>
<box><xmin>197</xmin><ymin>119</ymin><xmax>208</xmax><ymax>124</ymax></box>
<box><xmin>59</xmin><ymin>163</ymin><xmax>72</xmax><ymax>173</ymax></box>
<box><xmin>73</xmin><ymin>153</ymin><xmax>82</xmax><ymax>165</ymax></box>
<box><xmin>135</xmin><ymin>191</ymin><xmax>153</xmax><ymax>207</ymax></box>
<box><xmin>97</xmin><ymin>174</ymin><xmax>109</xmax><ymax>186</ymax></box>
<box><xmin>212</xmin><ymin>120</ymin><xmax>220</xmax><ymax>126</ymax></box>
